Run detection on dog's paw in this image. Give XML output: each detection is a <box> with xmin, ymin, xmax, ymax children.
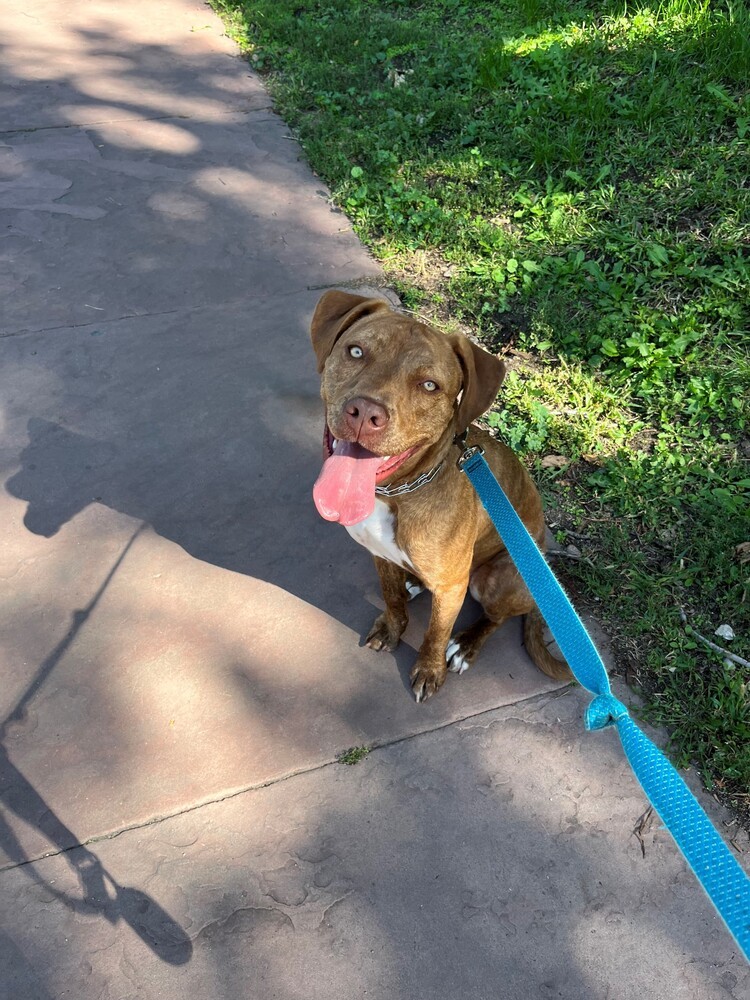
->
<box><xmin>446</xmin><ymin>638</ymin><xmax>471</xmax><ymax>675</ymax></box>
<box><xmin>405</xmin><ymin>576</ymin><xmax>425</xmax><ymax>601</ymax></box>
<box><xmin>410</xmin><ymin>660</ymin><xmax>447</xmax><ymax>704</ymax></box>
<box><xmin>365</xmin><ymin>613</ymin><xmax>405</xmax><ymax>652</ymax></box>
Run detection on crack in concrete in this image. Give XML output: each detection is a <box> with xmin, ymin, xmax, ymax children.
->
<box><xmin>0</xmin><ymin>308</ymin><xmax>184</xmax><ymax>339</ymax></box>
<box><xmin>0</xmin><ymin>686</ymin><xmax>568</xmax><ymax>875</ymax></box>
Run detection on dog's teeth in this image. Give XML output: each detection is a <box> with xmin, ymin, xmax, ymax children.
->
<box><xmin>332</xmin><ymin>439</ymin><xmax>338</xmax><ymax>451</ymax></box>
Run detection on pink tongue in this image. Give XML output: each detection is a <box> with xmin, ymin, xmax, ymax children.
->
<box><xmin>313</xmin><ymin>441</ymin><xmax>383</xmax><ymax>526</ymax></box>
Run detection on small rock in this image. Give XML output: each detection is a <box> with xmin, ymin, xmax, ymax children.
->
<box><xmin>714</xmin><ymin>624</ymin><xmax>735</xmax><ymax>641</ymax></box>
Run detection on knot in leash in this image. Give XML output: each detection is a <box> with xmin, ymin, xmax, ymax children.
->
<box><xmin>584</xmin><ymin>693</ymin><xmax>629</xmax><ymax>731</ymax></box>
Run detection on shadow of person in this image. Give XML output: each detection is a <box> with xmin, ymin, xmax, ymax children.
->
<box><xmin>5</xmin><ymin>415</ymin><xmax>500</xmax><ymax>687</ymax></box>
<box><xmin>0</xmin><ymin>745</ymin><xmax>192</xmax><ymax>966</ymax></box>
<box><xmin>6</xmin><ymin>410</ymin><xmax>378</xmax><ymax>635</ymax></box>
<box><xmin>0</xmin><ymin>529</ymin><xmax>192</xmax><ymax>966</ymax></box>
<box><xmin>5</xmin><ymin>419</ymin><xmax>118</xmax><ymax>539</ymax></box>
<box><xmin>0</xmin><ymin>926</ymin><xmax>55</xmax><ymax>999</ymax></box>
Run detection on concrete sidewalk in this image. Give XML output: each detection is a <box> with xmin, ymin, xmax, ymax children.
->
<box><xmin>0</xmin><ymin>2</ymin><xmax>747</xmax><ymax>997</ymax></box>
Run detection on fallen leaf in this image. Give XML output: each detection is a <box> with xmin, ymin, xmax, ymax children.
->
<box><xmin>735</xmin><ymin>542</ymin><xmax>750</xmax><ymax>565</ymax></box>
<box><xmin>541</xmin><ymin>454</ymin><xmax>569</xmax><ymax>469</ymax></box>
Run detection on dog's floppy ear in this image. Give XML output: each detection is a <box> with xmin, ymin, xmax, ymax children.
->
<box><xmin>310</xmin><ymin>290</ymin><xmax>391</xmax><ymax>373</ymax></box>
<box><xmin>450</xmin><ymin>334</ymin><xmax>506</xmax><ymax>432</ymax></box>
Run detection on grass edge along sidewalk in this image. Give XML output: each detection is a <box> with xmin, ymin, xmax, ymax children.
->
<box><xmin>212</xmin><ymin>0</ymin><xmax>750</xmax><ymax>824</ymax></box>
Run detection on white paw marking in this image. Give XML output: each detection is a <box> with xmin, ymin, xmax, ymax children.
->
<box><xmin>405</xmin><ymin>580</ymin><xmax>424</xmax><ymax>600</ymax></box>
<box><xmin>446</xmin><ymin>639</ymin><xmax>470</xmax><ymax>675</ymax></box>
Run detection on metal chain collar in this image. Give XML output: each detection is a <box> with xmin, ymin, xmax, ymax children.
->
<box><xmin>374</xmin><ymin>460</ymin><xmax>445</xmax><ymax>497</ymax></box>
<box><xmin>375</xmin><ymin>433</ymin><xmax>472</xmax><ymax>497</ymax></box>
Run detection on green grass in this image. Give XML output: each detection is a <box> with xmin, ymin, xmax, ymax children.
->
<box><xmin>213</xmin><ymin>0</ymin><xmax>750</xmax><ymax>813</ymax></box>
<box><xmin>337</xmin><ymin>746</ymin><xmax>372</xmax><ymax>765</ymax></box>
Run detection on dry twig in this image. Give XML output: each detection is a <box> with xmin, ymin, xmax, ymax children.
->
<box><xmin>547</xmin><ymin>549</ymin><xmax>595</xmax><ymax>569</ymax></box>
<box><xmin>679</xmin><ymin>609</ymin><xmax>750</xmax><ymax>670</ymax></box>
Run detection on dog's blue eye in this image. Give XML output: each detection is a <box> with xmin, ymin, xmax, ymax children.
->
<box><xmin>348</xmin><ymin>345</ymin><xmax>364</xmax><ymax>359</ymax></box>
<box><xmin>422</xmin><ymin>380</ymin><xmax>438</xmax><ymax>392</ymax></box>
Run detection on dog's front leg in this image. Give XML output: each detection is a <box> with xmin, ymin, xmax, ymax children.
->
<box><xmin>365</xmin><ymin>557</ymin><xmax>409</xmax><ymax>652</ymax></box>
<box><xmin>411</xmin><ymin>581</ymin><xmax>467</xmax><ymax>703</ymax></box>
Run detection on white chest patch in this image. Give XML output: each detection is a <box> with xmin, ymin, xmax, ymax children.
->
<box><xmin>345</xmin><ymin>499</ymin><xmax>415</xmax><ymax>572</ymax></box>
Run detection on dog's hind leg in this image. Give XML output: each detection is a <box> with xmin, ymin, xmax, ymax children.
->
<box><xmin>446</xmin><ymin>615</ymin><xmax>499</xmax><ymax>674</ymax></box>
<box><xmin>466</xmin><ymin>550</ymin><xmax>571</xmax><ymax>680</ymax></box>
<box><xmin>446</xmin><ymin>551</ymin><xmax>536</xmax><ymax>674</ymax></box>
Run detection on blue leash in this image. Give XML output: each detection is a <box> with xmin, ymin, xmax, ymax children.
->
<box><xmin>458</xmin><ymin>443</ymin><xmax>750</xmax><ymax>962</ymax></box>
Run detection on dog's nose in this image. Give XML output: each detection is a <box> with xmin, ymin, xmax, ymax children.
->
<box><xmin>344</xmin><ymin>396</ymin><xmax>389</xmax><ymax>436</ymax></box>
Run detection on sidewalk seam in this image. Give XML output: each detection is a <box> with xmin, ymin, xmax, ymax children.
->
<box><xmin>0</xmin><ymin>308</ymin><xmax>184</xmax><ymax>340</ymax></box>
<box><xmin>0</xmin><ymin>685</ymin><xmax>571</xmax><ymax>874</ymax></box>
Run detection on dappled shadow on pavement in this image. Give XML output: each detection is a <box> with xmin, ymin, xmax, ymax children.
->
<box><xmin>1</xmin><ymin>2</ymin><xmax>717</xmax><ymax>998</ymax></box>
<box><xmin>1</xmin><ymin>0</ymin><xmax>381</xmax><ymax>628</ymax></box>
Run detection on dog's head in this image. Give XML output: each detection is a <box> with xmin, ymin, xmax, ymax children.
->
<box><xmin>310</xmin><ymin>290</ymin><xmax>505</xmax><ymax>525</ymax></box>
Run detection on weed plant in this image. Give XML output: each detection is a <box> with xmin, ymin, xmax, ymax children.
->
<box><xmin>214</xmin><ymin>0</ymin><xmax>750</xmax><ymax>811</ymax></box>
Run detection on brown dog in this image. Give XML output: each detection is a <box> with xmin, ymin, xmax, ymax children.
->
<box><xmin>311</xmin><ymin>290</ymin><xmax>571</xmax><ymax>702</ymax></box>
